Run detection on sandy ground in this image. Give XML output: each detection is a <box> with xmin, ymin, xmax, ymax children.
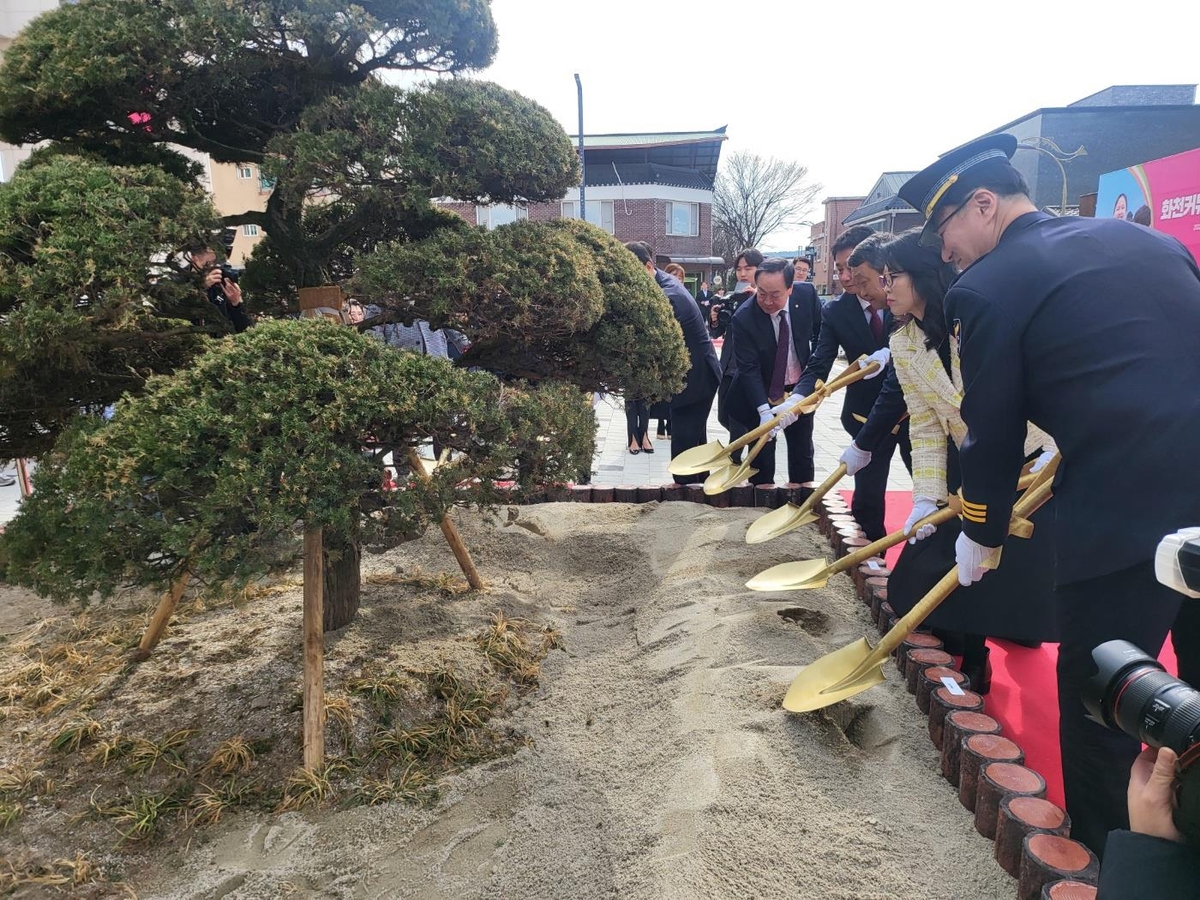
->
<box><xmin>1</xmin><ymin>502</ymin><xmax>1012</xmax><ymax>899</ymax></box>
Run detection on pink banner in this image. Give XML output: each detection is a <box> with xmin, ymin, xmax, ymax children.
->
<box><xmin>1097</xmin><ymin>147</ymin><xmax>1200</xmax><ymax>258</ymax></box>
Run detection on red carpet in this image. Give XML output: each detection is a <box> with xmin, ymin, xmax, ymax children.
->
<box><xmin>840</xmin><ymin>489</ymin><xmax>1182</xmax><ymax>808</ymax></box>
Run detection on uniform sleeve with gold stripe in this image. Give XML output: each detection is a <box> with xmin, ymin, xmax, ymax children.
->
<box><xmin>947</xmin><ymin>284</ymin><xmax>1029</xmax><ymax>548</ymax></box>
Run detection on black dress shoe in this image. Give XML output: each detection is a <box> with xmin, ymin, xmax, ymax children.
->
<box><xmin>1008</xmin><ymin>638</ymin><xmax>1043</xmax><ymax>649</ymax></box>
<box><xmin>961</xmin><ymin>648</ymin><xmax>992</xmax><ymax>696</ymax></box>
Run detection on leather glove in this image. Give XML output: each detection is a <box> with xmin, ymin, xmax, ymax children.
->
<box><xmin>758</xmin><ymin>408</ymin><xmax>782</xmax><ymax>440</ymax></box>
<box><xmin>1029</xmin><ymin>449</ymin><xmax>1056</xmax><ymax>474</ymax></box>
<box><xmin>904</xmin><ymin>496</ymin><xmax>940</xmax><ymax>543</ymax></box>
<box><xmin>839</xmin><ymin>442</ymin><xmax>872</xmax><ymax>476</ymax></box>
<box><xmin>955</xmin><ymin>532</ymin><xmax>1000</xmax><ymax>586</ymax></box>
<box><xmin>857</xmin><ymin>347</ymin><xmax>891</xmax><ymax>380</ymax></box>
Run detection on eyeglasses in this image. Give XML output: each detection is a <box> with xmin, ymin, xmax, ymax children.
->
<box><xmin>879</xmin><ymin>270</ymin><xmax>907</xmax><ymax>289</ymax></box>
<box><xmin>920</xmin><ymin>191</ymin><xmax>977</xmax><ymax>248</ymax></box>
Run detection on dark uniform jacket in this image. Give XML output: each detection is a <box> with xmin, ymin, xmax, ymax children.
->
<box><xmin>656</xmin><ymin>269</ymin><xmax>720</xmax><ymax>410</ymax></box>
<box><xmin>725</xmin><ymin>288</ymin><xmax>819</xmax><ymax>426</ymax></box>
<box><xmin>946</xmin><ymin>212</ymin><xmax>1200</xmax><ymax>585</ymax></box>
<box><xmin>795</xmin><ymin>292</ymin><xmax>894</xmax><ymax>434</ymax></box>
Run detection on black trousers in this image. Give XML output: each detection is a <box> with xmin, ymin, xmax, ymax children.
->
<box><xmin>625</xmin><ymin>398</ymin><xmax>649</xmax><ymax>445</ymax></box>
<box><xmin>845</xmin><ymin>419</ymin><xmax>912</xmax><ymax>541</ymax></box>
<box><xmin>670</xmin><ymin>401</ymin><xmax>711</xmax><ymax>485</ymax></box>
<box><xmin>1055</xmin><ymin>561</ymin><xmax>1185</xmax><ymax>859</ymax></box>
<box><xmin>1173</xmin><ymin>597</ymin><xmax>1200</xmax><ymax>687</ymax></box>
<box><xmin>729</xmin><ymin>412</ymin><xmax>815</xmax><ymax>486</ymax></box>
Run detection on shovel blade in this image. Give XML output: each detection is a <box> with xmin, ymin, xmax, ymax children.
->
<box><xmin>746</xmin><ymin>558</ymin><xmax>831</xmax><ymax>592</ymax></box>
<box><xmin>412</xmin><ymin>455</ymin><xmax>439</xmax><ymax>479</ymax></box>
<box><xmin>668</xmin><ymin>440</ymin><xmax>730</xmax><ymax>476</ymax></box>
<box><xmin>782</xmin><ymin>638</ymin><xmax>887</xmax><ymax>713</ymax></box>
<box><xmin>745</xmin><ymin>503</ymin><xmax>819</xmax><ymax>544</ymax></box>
<box><xmin>703</xmin><ymin>462</ymin><xmax>755</xmax><ymax>495</ymax></box>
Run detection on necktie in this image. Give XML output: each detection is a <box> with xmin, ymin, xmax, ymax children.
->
<box><xmin>870</xmin><ymin>308</ymin><xmax>884</xmax><ymax>345</ymax></box>
<box><xmin>769</xmin><ymin>312</ymin><xmax>790</xmax><ymax>404</ymax></box>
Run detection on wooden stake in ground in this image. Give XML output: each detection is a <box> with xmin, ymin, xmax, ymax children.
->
<box><xmin>303</xmin><ymin>526</ymin><xmax>326</xmax><ymax>771</ymax></box>
<box><xmin>131</xmin><ymin>570</ymin><xmax>191</xmax><ymax>661</ymax></box>
<box><xmin>406</xmin><ymin>449</ymin><xmax>484</xmax><ymax>590</ymax></box>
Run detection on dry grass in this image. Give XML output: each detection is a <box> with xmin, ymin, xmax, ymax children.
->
<box><xmin>278</xmin><ymin>766</ymin><xmax>336</xmax><ymax>812</ymax></box>
<box><xmin>476</xmin><ymin>612</ymin><xmax>562</xmax><ymax>687</ymax></box>
<box><xmin>49</xmin><ymin>716</ymin><xmax>102</xmax><ymax>753</ymax></box>
<box><xmin>91</xmin><ymin>788</ymin><xmax>187</xmax><ymax>843</ymax></box>
<box><xmin>364</xmin><ymin>567</ymin><xmax>471</xmax><ymax>597</ymax></box>
<box><xmin>0</xmin><ymin>800</ymin><xmax>23</xmax><ymax>829</ymax></box>
<box><xmin>187</xmin><ymin>779</ymin><xmax>261</xmax><ymax>828</ymax></box>
<box><xmin>201</xmin><ymin>737</ymin><xmax>256</xmax><ymax>776</ymax></box>
<box><xmin>0</xmin><ymin>850</ymin><xmax>100</xmax><ymax>892</ymax></box>
<box><xmin>126</xmin><ymin>729</ymin><xmax>195</xmax><ymax>776</ymax></box>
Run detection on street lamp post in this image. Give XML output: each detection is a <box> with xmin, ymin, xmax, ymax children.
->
<box><xmin>574</xmin><ymin>74</ymin><xmax>586</xmax><ymax>223</ymax></box>
<box><xmin>1017</xmin><ymin>138</ymin><xmax>1087</xmax><ymax>216</ymax></box>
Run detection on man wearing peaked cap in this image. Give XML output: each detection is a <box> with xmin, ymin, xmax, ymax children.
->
<box><xmin>898</xmin><ymin>133</ymin><xmax>1200</xmax><ymax>859</ymax></box>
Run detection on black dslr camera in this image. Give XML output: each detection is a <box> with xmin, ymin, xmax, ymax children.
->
<box><xmin>1084</xmin><ymin>641</ymin><xmax>1200</xmax><ymax>848</ymax></box>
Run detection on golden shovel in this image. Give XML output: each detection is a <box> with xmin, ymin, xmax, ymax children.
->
<box><xmin>747</xmin><ymin>473</ymin><xmax>1038</xmax><ymax>589</ymax></box>
<box><xmin>781</xmin><ymin>457</ymin><xmax>1059</xmax><ymax>713</ymax></box>
<box><xmin>703</xmin><ymin>430</ymin><xmax>773</xmax><ymax>494</ymax></box>
<box><xmin>669</xmin><ymin>357</ymin><xmax>880</xmax><ymax>478</ymax></box>
<box><xmin>745</xmin><ymin>463</ymin><xmax>849</xmax><ymax>544</ymax></box>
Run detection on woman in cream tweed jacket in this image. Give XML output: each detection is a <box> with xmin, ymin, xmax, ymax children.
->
<box><xmin>880</xmin><ymin>230</ymin><xmax>1059</xmax><ymax>689</ymax></box>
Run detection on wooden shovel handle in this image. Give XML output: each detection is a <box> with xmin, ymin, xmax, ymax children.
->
<box><xmin>874</xmin><ymin>468</ymin><xmax>1057</xmax><ymax>657</ymax></box>
<box><xmin>817</xmin><ymin>356</ymin><xmax>880</xmax><ymax>396</ymax></box>
<box><xmin>741</xmin><ymin>429</ymin><xmax>774</xmax><ymax>467</ymax></box>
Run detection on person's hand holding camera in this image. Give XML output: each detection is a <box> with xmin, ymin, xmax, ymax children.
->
<box><xmin>223</xmin><ymin>277</ymin><xmax>243</xmax><ymax>306</ymax></box>
<box><xmin>1128</xmin><ymin>746</ymin><xmax>1184</xmax><ymax>844</ymax></box>
<box><xmin>203</xmin><ymin>267</ymin><xmax>224</xmax><ymax>290</ymax></box>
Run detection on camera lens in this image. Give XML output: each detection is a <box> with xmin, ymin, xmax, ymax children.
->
<box><xmin>1084</xmin><ymin>640</ymin><xmax>1200</xmax><ymax>753</ymax></box>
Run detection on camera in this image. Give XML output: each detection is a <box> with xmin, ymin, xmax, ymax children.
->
<box><xmin>219</xmin><ymin>263</ymin><xmax>240</xmax><ymax>284</ymax></box>
<box><xmin>1084</xmin><ymin>640</ymin><xmax>1200</xmax><ymax>847</ymax></box>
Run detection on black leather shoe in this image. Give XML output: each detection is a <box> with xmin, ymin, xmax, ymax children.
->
<box><xmin>1008</xmin><ymin>638</ymin><xmax>1043</xmax><ymax>649</ymax></box>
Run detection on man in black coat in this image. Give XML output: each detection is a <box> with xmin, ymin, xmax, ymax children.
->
<box><xmin>625</xmin><ymin>242</ymin><xmax>721</xmax><ymax>484</ymax></box>
<box><xmin>715</xmin><ymin>248</ymin><xmax>764</xmax><ymax>431</ymax></box>
<box><xmin>725</xmin><ymin>258</ymin><xmax>818</xmax><ymax>485</ymax></box>
<box><xmin>791</xmin><ymin>226</ymin><xmax>902</xmax><ymax>540</ymax></box>
<box><xmin>790</xmin><ymin>255</ymin><xmax>823</xmax><ymax>354</ymax></box>
<box><xmin>900</xmin><ymin>132</ymin><xmax>1200</xmax><ymax>857</ymax></box>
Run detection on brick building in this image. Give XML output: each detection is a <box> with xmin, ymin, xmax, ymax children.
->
<box><xmin>440</xmin><ymin>128</ymin><xmax>728</xmax><ymax>293</ymax></box>
<box><xmin>809</xmin><ymin>196</ymin><xmax>865</xmax><ymax>296</ymax></box>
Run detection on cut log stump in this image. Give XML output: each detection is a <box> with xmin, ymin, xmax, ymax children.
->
<box><xmin>976</xmin><ymin>762</ymin><xmax>1047</xmax><ymax>840</ymax></box>
<box><xmin>959</xmin><ymin>734</ymin><xmax>1024</xmax><ymax>812</ymax></box>
<box><xmin>996</xmin><ymin>795</ymin><xmax>1071</xmax><ymax>877</ymax></box>
<box><xmin>1018</xmin><ymin>834</ymin><xmax>1098</xmax><ymax>900</ymax></box>
<box><xmin>941</xmin><ymin>711</ymin><xmax>1002</xmax><ymax>785</ymax></box>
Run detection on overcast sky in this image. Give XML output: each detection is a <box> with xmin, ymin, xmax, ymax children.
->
<box><xmin>476</xmin><ymin>0</ymin><xmax>1199</xmax><ymax>249</ymax></box>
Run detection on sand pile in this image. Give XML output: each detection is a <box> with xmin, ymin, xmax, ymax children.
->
<box><xmin>1</xmin><ymin>502</ymin><xmax>1012</xmax><ymax>899</ymax></box>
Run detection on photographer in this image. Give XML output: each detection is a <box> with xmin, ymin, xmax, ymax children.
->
<box><xmin>186</xmin><ymin>244</ymin><xmax>252</xmax><ymax>333</ymax></box>
<box><xmin>1097</xmin><ymin>746</ymin><xmax>1200</xmax><ymax>897</ymax></box>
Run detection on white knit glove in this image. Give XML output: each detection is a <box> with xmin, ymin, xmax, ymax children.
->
<box><xmin>956</xmin><ymin>532</ymin><xmax>999</xmax><ymax>586</ymax></box>
<box><xmin>904</xmin><ymin>497</ymin><xmax>940</xmax><ymax>544</ymax></box>
<box><xmin>758</xmin><ymin>408</ymin><xmax>782</xmax><ymax>439</ymax></box>
<box><xmin>839</xmin><ymin>442</ymin><xmax>872</xmax><ymax>476</ymax></box>
<box><xmin>1030</xmin><ymin>449</ymin><xmax>1056</xmax><ymax>474</ymax></box>
<box><xmin>858</xmin><ymin>348</ymin><xmax>891</xmax><ymax>379</ymax></box>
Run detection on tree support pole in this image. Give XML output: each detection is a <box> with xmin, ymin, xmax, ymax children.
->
<box><xmin>406</xmin><ymin>450</ymin><xmax>484</xmax><ymax>590</ymax></box>
<box><xmin>303</xmin><ymin>526</ymin><xmax>326</xmax><ymax>771</ymax></box>
<box><xmin>131</xmin><ymin>571</ymin><xmax>190</xmax><ymax>661</ymax></box>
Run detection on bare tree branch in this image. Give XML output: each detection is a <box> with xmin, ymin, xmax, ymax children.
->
<box><xmin>712</xmin><ymin>152</ymin><xmax>822</xmax><ymax>250</ymax></box>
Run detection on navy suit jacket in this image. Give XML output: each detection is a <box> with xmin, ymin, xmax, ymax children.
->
<box><xmin>790</xmin><ymin>281</ymin><xmax>823</xmax><ymax>353</ymax></box>
<box><xmin>656</xmin><ymin>269</ymin><xmax>720</xmax><ymax>410</ymax></box>
<box><xmin>726</xmin><ymin>289</ymin><xmax>818</xmax><ymax>424</ymax></box>
<box><xmin>946</xmin><ymin>212</ymin><xmax>1200</xmax><ymax>583</ymax></box>
<box><xmin>796</xmin><ymin>292</ymin><xmax>893</xmax><ymax>434</ymax></box>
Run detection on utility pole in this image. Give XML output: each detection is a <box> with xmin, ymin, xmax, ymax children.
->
<box><xmin>574</xmin><ymin>73</ymin><xmax>586</xmax><ymax>222</ymax></box>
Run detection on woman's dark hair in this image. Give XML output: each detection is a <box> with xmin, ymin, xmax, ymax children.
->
<box><xmin>883</xmin><ymin>228</ymin><xmax>958</xmax><ymax>350</ymax></box>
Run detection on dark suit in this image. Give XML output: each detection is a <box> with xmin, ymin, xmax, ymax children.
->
<box><xmin>946</xmin><ymin>211</ymin><xmax>1200</xmax><ymax>857</ymax></box>
<box><xmin>795</xmin><ymin>293</ymin><xmax>910</xmax><ymax>539</ymax></box>
<box><xmin>715</xmin><ymin>290</ymin><xmax>754</xmax><ymax>429</ymax></box>
<box><xmin>655</xmin><ymin>269</ymin><xmax>720</xmax><ymax>484</ymax></box>
<box><xmin>725</xmin><ymin>290</ymin><xmax>819</xmax><ymax>485</ymax></box>
<box><xmin>1097</xmin><ymin>831</ymin><xmax>1200</xmax><ymax>897</ymax></box>
<box><xmin>791</xmin><ymin>281</ymin><xmax>824</xmax><ymax>354</ymax></box>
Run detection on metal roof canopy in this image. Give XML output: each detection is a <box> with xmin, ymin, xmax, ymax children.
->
<box><xmin>581</xmin><ymin>127</ymin><xmax>727</xmax><ymax>184</ymax></box>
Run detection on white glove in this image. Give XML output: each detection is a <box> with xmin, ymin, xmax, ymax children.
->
<box><xmin>758</xmin><ymin>408</ymin><xmax>782</xmax><ymax>439</ymax></box>
<box><xmin>955</xmin><ymin>532</ymin><xmax>999</xmax><ymax>586</ymax></box>
<box><xmin>839</xmin><ymin>442</ymin><xmax>872</xmax><ymax>476</ymax></box>
<box><xmin>858</xmin><ymin>348</ymin><xmax>891</xmax><ymax>379</ymax></box>
<box><xmin>1030</xmin><ymin>449</ymin><xmax>1056</xmax><ymax>474</ymax></box>
<box><xmin>904</xmin><ymin>497</ymin><xmax>940</xmax><ymax>543</ymax></box>
<box><xmin>767</xmin><ymin>394</ymin><xmax>806</xmax><ymax>432</ymax></box>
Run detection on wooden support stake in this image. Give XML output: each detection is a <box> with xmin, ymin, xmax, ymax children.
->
<box><xmin>407</xmin><ymin>450</ymin><xmax>484</xmax><ymax>591</ymax></box>
<box><xmin>132</xmin><ymin>571</ymin><xmax>190</xmax><ymax>661</ymax></box>
<box><xmin>15</xmin><ymin>458</ymin><xmax>33</xmax><ymax>499</ymax></box>
<box><xmin>303</xmin><ymin>526</ymin><xmax>326</xmax><ymax>772</ymax></box>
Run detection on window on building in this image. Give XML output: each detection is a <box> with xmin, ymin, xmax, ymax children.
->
<box><xmin>236</xmin><ymin>165</ymin><xmax>254</xmax><ymax>179</ymax></box>
<box><xmin>475</xmin><ymin>203</ymin><xmax>528</xmax><ymax>230</ymax></box>
<box><xmin>242</xmin><ymin>224</ymin><xmax>260</xmax><ymax>237</ymax></box>
<box><xmin>561</xmin><ymin>200</ymin><xmax>615</xmax><ymax>234</ymax></box>
<box><xmin>665</xmin><ymin>201</ymin><xmax>699</xmax><ymax>237</ymax></box>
